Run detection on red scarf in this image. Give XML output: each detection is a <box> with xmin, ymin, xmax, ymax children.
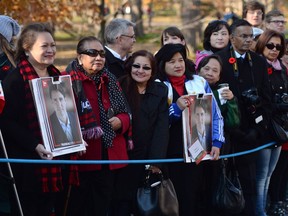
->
<box><xmin>168</xmin><ymin>75</ymin><xmax>186</xmax><ymax>96</ymax></box>
<box><xmin>65</xmin><ymin>60</ymin><xmax>103</xmax><ymax>140</ymax></box>
<box><xmin>18</xmin><ymin>55</ymin><xmax>79</xmax><ymax>192</ymax></box>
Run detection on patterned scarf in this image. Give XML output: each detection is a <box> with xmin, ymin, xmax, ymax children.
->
<box><xmin>68</xmin><ymin>60</ymin><xmax>132</xmax><ymax>148</ymax></box>
<box><xmin>18</xmin><ymin>55</ymin><xmax>79</xmax><ymax>192</ymax></box>
<box><xmin>66</xmin><ymin>60</ymin><xmax>103</xmax><ymax>140</ymax></box>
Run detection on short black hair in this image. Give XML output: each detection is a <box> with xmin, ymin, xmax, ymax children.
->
<box><xmin>203</xmin><ymin>20</ymin><xmax>230</xmax><ymax>51</ymax></box>
<box><xmin>229</xmin><ymin>19</ymin><xmax>252</xmax><ymax>35</ymax></box>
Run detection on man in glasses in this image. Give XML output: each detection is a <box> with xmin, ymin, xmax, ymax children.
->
<box><xmin>242</xmin><ymin>0</ymin><xmax>265</xmax><ymax>29</ymax></box>
<box><xmin>265</xmin><ymin>9</ymin><xmax>286</xmax><ymax>34</ymax></box>
<box><xmin>104</xmin><ymin>18</ymin><xmax>136</xmax><ymax>78</ymax></box>
<box><xmin>216</xmin><ymin>19</ymin><xmax>271</xmax><ymax>216</ymax></box>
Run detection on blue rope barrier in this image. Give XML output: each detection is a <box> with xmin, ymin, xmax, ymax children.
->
<box><xmin>0</xmin><ymin>141</ymin><xmax>276</xmax><ymax>164</ymax></box>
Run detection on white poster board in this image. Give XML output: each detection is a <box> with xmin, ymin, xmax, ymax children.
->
<box><xmin>30</xmin><ymin>75</ymin><xmax>85</xmax><ymax>157</ymax></box>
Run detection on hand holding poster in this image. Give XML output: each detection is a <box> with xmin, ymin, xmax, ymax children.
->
<box><xmin>30</xmin><ymin>75</ymin><xmax>86</xmax><ymax>157</ymax></box>
<box><xmin>182</xmin><ymin>94</ymin><xmax>213</xmax><ymax>164</ymax></box>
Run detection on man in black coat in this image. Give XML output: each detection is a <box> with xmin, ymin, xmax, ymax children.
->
<box><xmin>216</xmin><ymin>19</ymin><xmax>272</xmax><ymax>216</ymax></box>
<box><xmin>104</xmin><ymin>18</ymin><xmax>136</xmax><ymax>78</ymax></box>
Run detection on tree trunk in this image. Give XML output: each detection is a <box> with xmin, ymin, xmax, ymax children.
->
<box><xmin>180</xmin><ymin>0</ymin><xmax>202</xmax><ymax>53</ymax></box>
<box><xmin>130</xmin><ymin>0</ymin><xmax>144</xmax><ymax>37</ymax></box>
<box><xmin>98</xmin><ymin>0</ymin><xmax>106</xmax><ymax>41</ymax></box>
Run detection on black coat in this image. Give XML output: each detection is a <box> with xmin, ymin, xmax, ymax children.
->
<box><xmin>113</xmin><ymin>80</ymin><xmax>169</xmax><ymax>202</ymax></box>
<box><xmin>216</xmin><ymin>48</ymin><xmax>272</xmax><ymax>151</ymax></box>
<box><xmin>104</xmin><ymin>47</ymin><xmax>126</xmax><ymax>79</ymax></box>
<box><xmin>120</xmin><ymin>80</ymin><xmax>169</xmax><ymax>160</ymax></box>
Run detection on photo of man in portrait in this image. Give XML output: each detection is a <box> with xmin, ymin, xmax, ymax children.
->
<box><xmin>49</xmin><ymin>83</ymin><xmax>82</xmax><ymax>147</ymax></box>
<box><xmin>182</xmin><ymin>94</ymin><xmax>213</xmax><ymax>163</ymax></box>
<box><xmin>191</xmin><ymin>101</ymin><xmax>212</xmax><ymax>152</ymax></box>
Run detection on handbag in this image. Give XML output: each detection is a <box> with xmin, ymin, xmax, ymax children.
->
<box><xmin>212</xmin><ymin>158</ymin><xmax>245</xmax><ymax>214</ymax></box>
<box><xmin>137</xmin><ymin>171</ymin><xmax>179</xmax><ymax>216</ymax></box>
<box><xmin>271</xmin><ymin>114</ymin><xmax>288</xmax><ymax>144</ymax></box>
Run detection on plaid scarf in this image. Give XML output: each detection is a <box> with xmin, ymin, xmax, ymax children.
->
<box><xmin>18</xmin><ymin>55</ymin><xmax>79</xmax><ymax>192</ymax></box>
<box><xmin>66</xmin><ymin>59</ymin><xmax>132</xmax><ymax>148</ymax></box>
<box><xmin>66</xmin><ymin>60</ymin><xmax>103</xmax><ymax>139</ymax></box>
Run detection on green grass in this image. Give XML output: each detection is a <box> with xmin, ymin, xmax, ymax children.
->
<box><xmin>54</xmin><ymin>31</ymin><xmax>76</xmax><ymax>41</ymax></box>
<box><xmin>137</xmin><ymin>32</ymin><xmax>160</xmax><ymax>43</ymax></box>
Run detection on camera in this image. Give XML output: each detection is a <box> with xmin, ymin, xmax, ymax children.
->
<box><xmin>274</xmin><ymin>93</ymin><xmax>288</xmax><ymax>104</ymax></box>
<box><xmin>241</xmin><ymin>87</ymin><xmax>261</xmax><ymax>114</ymax></box>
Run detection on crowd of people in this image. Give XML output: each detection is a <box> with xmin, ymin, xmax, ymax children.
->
<box><xmin>0</xmin><ymin>1</ymin><xmax>288</xmax><ymax>216</ymax></box>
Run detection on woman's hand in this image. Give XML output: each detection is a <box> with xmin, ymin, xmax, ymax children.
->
<box><xmin>176</xmin><ymin>95</ymin><xmax>190</xmax><ymax>110</ymax></box>
<box><xmin>109</xmin><ymin>116</ymin><xmax>122</xmax><ymax>131</ymax></box>
<box><xmin>221</xmin><ymin>89</ymin><xmax>234</xmax><ymax>100</ymax></box>
<box><xmin>78</xmin><ymin>140</ymin><xmax>88</xmax><ymax>157</ymax></box>
<box><xmin>35</xmin><ymin>144</ymin><xmax>53</xmax><ymax>160</ymax></box>
<box><xmin>210</xmin><ymin>146</ymin><xmax>220</xmax><ymax>160</ymax></box>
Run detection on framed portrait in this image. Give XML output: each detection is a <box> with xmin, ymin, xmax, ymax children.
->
<box><xmin>30</xmin><ymin>75</ymin><xmax>86</xmax><ymax>157</ymax></box>
<box><xmin>182</xmin><ymin>94</ymin><xmax>213</xmax><ymax>164</ymax></box>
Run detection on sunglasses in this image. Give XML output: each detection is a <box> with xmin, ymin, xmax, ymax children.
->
<box><xmin>265</xmin><ymin>43</ymin><xmax>283</xmax><ymax>51</ymax></box>
<box><xmin>132</xmin><ymin>64</ymin><xmax>151</xmax><ymax>71</ymax></box>
<box><xmin>80</xmin><ymin>49</ymin><xmax>105</xmax><ymax>58</ymax></box>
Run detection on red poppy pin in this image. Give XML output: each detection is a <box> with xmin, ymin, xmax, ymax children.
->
<box><xmin>1</xmin><ymin>65</ymin><xmax>10</xmax><ymax>72</ymax></box>
<box><xmin>229</xmin><ymin>57</ymin><xmax>236</xmax><ymax>64</ymax></box>
<box><xmin>267</xmin><ymin>67</ymin><xmax>273</xmax><ymax>75</ymax></box>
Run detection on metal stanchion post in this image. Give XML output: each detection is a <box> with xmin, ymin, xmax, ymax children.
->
<box><xmin>0</xmin><ymin>129</ymin><xmax>24</xmax><ymax>216</ymax></box>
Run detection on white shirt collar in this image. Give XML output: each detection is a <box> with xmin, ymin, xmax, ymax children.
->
<box><xmin>234</xmin><ymin>50</ymin><xmax>246</xmax><ymax>59</ymax></box>
<box><xmin>105</xmin><ymin>46</ymin><xmax>127</xmax><ymax>61</ymax></box>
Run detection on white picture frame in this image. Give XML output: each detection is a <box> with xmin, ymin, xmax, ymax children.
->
<box><xmin>30</xmin><ymin>75</ymin><xmax>85</xmax><ymax>157</ymax></box>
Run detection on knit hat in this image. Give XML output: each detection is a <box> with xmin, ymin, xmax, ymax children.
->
<box><xmin>155</xmin><ymin>44</ymin><xmax>187</xmax><ymax>64</ymax></box>
<box><xmin>0</xmin><ymin>15</ymin><xmax>20</xmax><ymax>43</ymax></box>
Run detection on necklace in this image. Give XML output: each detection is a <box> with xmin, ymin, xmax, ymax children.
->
<box><xmin>137</xmin><ymin>85</ymin><xmax>146</xmax><ymax>94</ymax></box>
<box><xmin>139</xmin><ymin>88</ymin><xmax>146</xmax><ymax>94</ymax></box>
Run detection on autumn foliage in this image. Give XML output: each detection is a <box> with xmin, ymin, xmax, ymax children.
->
<box><xmin>0</xmin><ymin>0</ymin><xmax>103</xmax><ymax>30</ymax></box>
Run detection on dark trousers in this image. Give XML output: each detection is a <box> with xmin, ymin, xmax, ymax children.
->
<box><xmin>67</xmin><ymin>168</ymin><xmax>115</xmax><ymax>216</ymax></box>
<box><xmin>269</xmin><ymin>150</ymin><xmax>288</xmax><ymax>202</ymax></box>
<box><xmin>234</xmin><ymin>153</ymin><xmax>258</xmax><ymax>216</ymax></box>
<box><xmin>168</xmin><ymin>160</ymin><xmax>220</xmax><ymax>216</ymax></box>
<box><xmin>108</xmin><ymin>164</ymin><xmax>143</xmax><ymax>216</ymax></box>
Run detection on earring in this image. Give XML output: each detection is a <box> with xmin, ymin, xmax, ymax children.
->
<box><xmin>25</xmin><ymin>52</ymin><xmax>29</xmax><ymax>57</ymax></box>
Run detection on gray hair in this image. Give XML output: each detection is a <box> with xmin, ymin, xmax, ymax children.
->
<box><xmin>104</xmin><ymin>18</ymin><xmax>135</xmax><ymax>45</ymax></box>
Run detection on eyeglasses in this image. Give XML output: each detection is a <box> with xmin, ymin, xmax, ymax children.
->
<box><xmin>247</xmin><ymin>11</ymin><xmax>263</xmax><ymax>16</ymax></box>
<box><xmin>269</xmin><ymin>20</ymin><xmax>287</xmax><ymax>25</ymax></box>
<box><xmin>132</xmin><ymin>64</ymin><xmax>151</xmax><ymax>71</ymax></box>
<box><xmin>265</xmin><ymin>43</ymin><xmax>283</xmax><ymax>51</ymax></box>
<box><xmin>121</xmin><ymin>34</ymin><xmax>136</xmax><ymax>39</ymax></box>
<box><xmin>233</xmin><ymin>34</ymin><xmax>254</xmax><ymax>40</ymax></box>
<box><xmin>80</xmin><ymin>49</ymin><xmax>105</xmax><ymax>58</ymax></box>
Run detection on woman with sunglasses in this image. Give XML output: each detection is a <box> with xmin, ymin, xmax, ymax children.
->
<box><xmin>254</xmin><ymin>29</ymin><xmax>287</xmax><ymax>216</ymax></box>
<box><xmin>63</xmin><ymin>36</ymin><xmax>131</xmax><ymax>216</ymax></box>
<box><xmin>109</xmin><ymin>50</ymin><xmax>169</xmax><ymax>215</ymax></box>
<box><xmin>195</xmin><ymin>20</ymin><xmax>230</xmax><ymax>70</ymax></box>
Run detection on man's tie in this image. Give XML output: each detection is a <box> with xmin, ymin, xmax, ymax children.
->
<box><xmin>237</xmin><ymin>57</ymin><xmax>244</xmax><ymax>63</ymax></box>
